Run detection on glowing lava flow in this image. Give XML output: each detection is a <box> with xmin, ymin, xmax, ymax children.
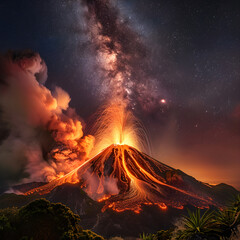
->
<box><xmin>25</xmin><ymin>144</ymin><xmax>214</xmax><ymax>213</ymax></box>
<box><xmin>25</xmin><ymin>103</ymin><xmax>216</xmax><ymax>213</ymax></box>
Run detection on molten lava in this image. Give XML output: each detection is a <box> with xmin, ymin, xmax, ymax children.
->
<box><xmin>25</xmin><ymin>103</ymin><xmax>216</xmax><ymax>213</ymax></box>
<box><xmin>88</xmin><ymin>103</ymin><xmax>149</xmax><ymax>157</ymax></box>
<box><xmin>25</xmin><ymin>144</ymin><xmax>214</xmax><ymax>213</ymax></box>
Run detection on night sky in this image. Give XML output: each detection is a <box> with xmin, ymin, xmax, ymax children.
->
<box><xmin>0</xmin><ymin>0</ymin><xmax>240</xmax><ymax>189</ymax></box>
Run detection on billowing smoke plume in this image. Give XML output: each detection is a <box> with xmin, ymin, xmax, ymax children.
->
<box><xmin>0</xmin><ymin>50</ymin><xmax>94</xmax><ymax>191</ymax></box>
<box><xmin>82</xmin><ymin>0</ymin><xmax>163</xmax><ymax>111</ymax></box>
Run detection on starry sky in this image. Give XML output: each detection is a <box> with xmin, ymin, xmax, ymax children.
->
<box><xmin>0</xmin><ymin>0</ymin><xmax>240</xmax><ymax>188</ymax></box>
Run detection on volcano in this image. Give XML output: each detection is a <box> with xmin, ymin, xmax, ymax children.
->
<box><xmin>25</xmin><ymin>144</ymin><xmax>218</xmax><ymax>213</ymax></box>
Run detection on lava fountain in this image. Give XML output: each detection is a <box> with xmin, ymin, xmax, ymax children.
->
<box><xmin>88</xmin><ymin>102</ymin><xmax>150</xmax><ymax>156</ymax></box>
<box><xmin>25</xmin><ymin>103</ymin><xmax>215</xmax><ymax>213</ymax></box>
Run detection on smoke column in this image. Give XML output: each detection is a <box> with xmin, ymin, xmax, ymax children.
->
<box><xmin>0</xmin><ymin>50</ymin><xmax>94</xmax><ymax>191</ymax></box>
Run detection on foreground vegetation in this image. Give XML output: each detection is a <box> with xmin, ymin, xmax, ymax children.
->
<box><xmin>0</xmin><ymin>195</ymin><xmax>239</xmax><ymax>240</ymax></box>
<box><xmin>0</xmin><ymin>198</ymin><xmax>104</xmax><ymax>240</ymax></box>
<box><xmin>140</xmin><ymin>195</ymin><xmax>240</xmax><ymax>240</ymax></box>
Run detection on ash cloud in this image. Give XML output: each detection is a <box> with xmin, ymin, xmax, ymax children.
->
<box><xmin>0</xmin><ymin>50</ymin><xmax>94</xmax><ymax>192</ymax></box>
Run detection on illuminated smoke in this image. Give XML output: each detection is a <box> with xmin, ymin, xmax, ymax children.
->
<box><xmin>0</xmin><ymin>50</ymin><xmax>94</xmax><ymax>188</ymax></box>
<box><xmin>82</xmin><ymin>0</ymin><xmax>162</xmax><ymax>111</ymax></box>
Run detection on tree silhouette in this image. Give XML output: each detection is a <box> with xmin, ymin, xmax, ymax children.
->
<box><xmin>0</xmin><ymin>198</ymin><xmax>104</xmax><ymax>240</ymax></box>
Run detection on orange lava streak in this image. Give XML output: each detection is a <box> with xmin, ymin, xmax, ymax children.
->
<box><xmin>127</xmin><ymin>150</ymin><xmax>211</xmax><ymax>203</ymax></box>
<box><xmin>98</xmin><ymin>195</ymin><xmax>111</xmax><ymax>202</ymax></box>
<box><xmin>25</xmin><ymin>144</ymin><xmax>216</xmax><ymax>213</ymax></box>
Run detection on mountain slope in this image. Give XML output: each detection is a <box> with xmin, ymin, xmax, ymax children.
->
<box><xmin>24</xmin><ymin>144</ymin><xmax>226</xmax><ymax>213</ymax></box>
